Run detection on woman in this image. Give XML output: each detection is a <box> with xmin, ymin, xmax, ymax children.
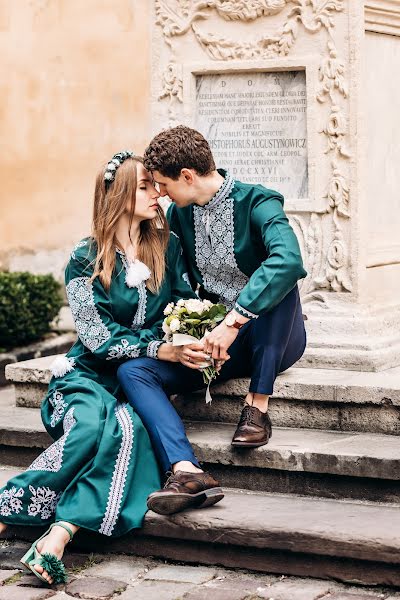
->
<box><xmin>0</xmin><ymin>151</ymin><xmax>200</xmax><ymax>585</ymax></box>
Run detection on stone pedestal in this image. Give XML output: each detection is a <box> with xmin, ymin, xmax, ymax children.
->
<box><xmin>150</xmin><ymin>0</ymin><xmax>400</xmax><ymax>371</ymax></box>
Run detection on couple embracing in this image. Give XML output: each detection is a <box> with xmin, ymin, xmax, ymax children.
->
<box><xmin>0</xmin><ymin>126</ymin><xmax>307</xmax><ymax>585</ymax></box>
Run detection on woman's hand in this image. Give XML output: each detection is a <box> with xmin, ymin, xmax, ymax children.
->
<box><xmin>157</xmin><ymin>342</ymin><xmax>212</xmax><ymax>370</ymax></box>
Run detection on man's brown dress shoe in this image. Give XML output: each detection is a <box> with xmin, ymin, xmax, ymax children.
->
<box><xmin>147</xmin><ymin>471</ymin><xmax>224</xmax><ymax>515</ymax></box>
<box><xmin>231</xmin><ymin>404</ymin><xmax>272</xmax><ymax>447</ymax></box>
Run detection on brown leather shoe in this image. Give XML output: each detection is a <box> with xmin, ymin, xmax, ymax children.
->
<box><xmin>147</xmin><ymin>471</ymin><xmax>224</xmax><ymax>515</ymax></box>
<box><xmin>231</xmin><ymin>404</ymin><xmax>272</xmax><ymax>447</ymax></box>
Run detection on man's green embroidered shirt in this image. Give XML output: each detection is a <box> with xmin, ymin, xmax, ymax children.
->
<box><xmin>167</xmin><ymin>170</ymin><xmax>307</xmax><ymax>318</ymax></box>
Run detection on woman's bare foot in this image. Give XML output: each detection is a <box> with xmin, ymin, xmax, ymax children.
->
<box><xmin>0</xmin><ymin>522</ymin><xmax>8</xmax><ymax>535</ymax></box>
<box><xmin>33</xmin><ymin>522</ymin><xmax>79</xmax><ymax>585</ymax></box>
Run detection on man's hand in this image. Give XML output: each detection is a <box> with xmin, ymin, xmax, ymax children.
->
<box><xmin>157</xmin><ymin>342</ymin><xmax>211</xmax><ymax>370</ymax></box>
<box><xmin>203</xmin><ymin>321</ymin><xmax>238</xmax><ymax>361</ymax></box>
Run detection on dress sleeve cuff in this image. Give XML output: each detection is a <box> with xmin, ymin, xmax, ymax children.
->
<box><xmin>234</xmin><ymin>302</ymin><xmax>259</xmax><ymax>319</ymax></box>
<box><xmin>147</xmin><ymin>340</ymin><xmax>163</xmax><ymax>359</ymax></box>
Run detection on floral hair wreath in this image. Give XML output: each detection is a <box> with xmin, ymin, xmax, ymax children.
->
<box><xmin>104</xmin><ymin>150</ymin><xmax>134</xmax><ymax>187</ymax></box>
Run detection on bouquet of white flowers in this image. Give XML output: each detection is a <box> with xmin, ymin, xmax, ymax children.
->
<box><xmin>162</xmin><ymin>298</ymin><xmax>227</xmax><ymax>387</ymax></box>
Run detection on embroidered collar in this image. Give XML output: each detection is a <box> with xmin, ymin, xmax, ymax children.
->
<box><xmin>202</xmin><ymin>169</ymin><xmax>235</xmax><ymax>210</ymax></box>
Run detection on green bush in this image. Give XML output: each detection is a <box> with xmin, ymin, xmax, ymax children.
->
<box><xmin>0</xmin><ymin>272</ymin><xmax>63</xmax><ymax>350</ymax></box>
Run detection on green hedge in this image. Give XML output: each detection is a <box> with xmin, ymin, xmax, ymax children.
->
<box><xmin>0</xmin><ymin>272</ymin><xmax>63</xmax><ymax>350</ymax></box>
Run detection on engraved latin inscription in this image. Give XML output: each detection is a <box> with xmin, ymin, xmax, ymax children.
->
<box><xmin>195</xmin><ymin>71</ymin><xmax>308</xmax><ymax>199</ymax></box>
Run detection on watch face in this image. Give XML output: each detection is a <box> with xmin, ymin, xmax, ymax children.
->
<box><xmin>225</xmin><ymin>314</ymin><xmax>235</xmax><ymax>326</ymax></box>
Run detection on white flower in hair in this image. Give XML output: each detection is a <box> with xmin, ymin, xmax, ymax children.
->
<box><xmin>112</xmin><ymin>159</ymin><xmax>120</xmax><ymax>166</ymax></box>
<box><xmin>104</xmin><ymin>172</ymin><xmax>114</xmax><ymax>180</ymax></box>
<box><xmin>125</xmin><ymin>259</ymin><xmax>151</xmax><ymax>288</ymax></box>
<box><xmin>107</xmin><ymin>162</ymin><xmax>117</xmax><ymax>170</ymax></box>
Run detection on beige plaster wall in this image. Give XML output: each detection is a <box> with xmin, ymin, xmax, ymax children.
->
<box><xmin>362</xmin><ymin>32</ymin><xmax>400</xmax><ymax>303</ymax></box>
<box><xmin>0</xmin><ymin>0</ymin><xmax>151</xmax><ymax>264</ymax></box>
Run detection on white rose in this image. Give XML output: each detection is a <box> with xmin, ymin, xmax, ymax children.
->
<box><xmin>163</xmin><ymin>303</ymin><xmax>174</xmax><ymax>315</ymax></box>
<box><xmin>162</xmin><ymin>321</ymin><xmax>171</xmax><ymax>335</ymax></box>
<box><xmin>185</xmin><ymin>298</ymin><xmax>205</xmax><ymax>314</ymax></box>
<box><xmin>177</xmin><ymin>299</ymin><xmax>185</xmax><ymax>307</ymax></box>
<box><xmin>169</xmin><ymin>318</ymin><xmax>181</xmax><ymax>332</ymax></box>
<box><xmin>203</xmin><ymin>299</ymin><xmax>213</xmax><ymax>308</ymax></box>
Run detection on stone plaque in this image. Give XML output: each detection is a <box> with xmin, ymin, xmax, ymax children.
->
<box><xmin>195</xmin><ymin>71</ymin><xmax>308</xmax><ymax>199</ymax></box>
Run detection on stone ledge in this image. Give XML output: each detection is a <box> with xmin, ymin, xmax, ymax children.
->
<box><xmin>1</xmin><ymin>335</ymin><xmax>75</xmax><ymax>386</ymax></box>
<box><xmin>0</xmin><ymin>388</ymin><xmax>399</xmax><ymax>484</ymax></box>
<box><xmin>3</xmin><ymin>478</ymin><xmax>400</xmax><ymax>585</ymax></box>
<box><xmin>365</xmin><ymin>0</ymin><xmax>400</xmax><ymax>36</ymax></box>
<box><xmin>5</xmin><ymin>356</ymin><xmax>400</xmax><ymax>405</ymax></box>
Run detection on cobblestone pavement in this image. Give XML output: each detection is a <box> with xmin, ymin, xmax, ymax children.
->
<box><xmin>0</xmin><ymin>540</ymin><xmax>399</xmax><ymax>600</ymax></box>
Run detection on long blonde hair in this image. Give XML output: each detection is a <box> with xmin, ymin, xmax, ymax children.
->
<box><xmin>91</xmin><ymin>156</ymin><xmax>169</xmax><ymax>293</ymax></box>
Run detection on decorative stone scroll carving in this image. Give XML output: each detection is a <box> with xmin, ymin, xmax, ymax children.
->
<box><xmin>156</xmin><ymin>0</ymin><xmax>345</xmax><ymax>59</ymax></box>
<box><xmin>159</xmin><ymin>62</ymin><xmax>184</xmax><ymax>124</ymax></box>
<box><xmin>289</xmin><ymin>213</ymin><xmax>324</xmax><ymax>298</ymax></box>
<box><xmin>314</xmin><ymin>226</ymin><xmax>352</xmax><ymax>292</ymax></box>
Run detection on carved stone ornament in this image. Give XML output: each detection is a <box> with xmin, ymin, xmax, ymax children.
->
<box><xmin>159</xmin><ymin>62</ymin><xmax>184</xmax><ymax>124</ymax></box>
<box><xmin>155</xmin><ymin>0</ymin><xmax>352</xmax><ymax>293</ymax></box>
<box><xmin>314</xmin><ymin>228</ymin><xmax>352</xmax><ymax>292</ymax></box>
<box><xmin>155</xmin><ymin>1</ymin><xmax>345</xmax><ymax>58</ymax></box>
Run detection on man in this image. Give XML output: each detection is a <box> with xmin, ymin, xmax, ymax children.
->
<box><xmin>117</xmin><ymin>125</ymin><xmax>307</xmax><ymax>515</ymax></box>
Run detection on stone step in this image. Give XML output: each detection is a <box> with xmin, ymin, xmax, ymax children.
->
<box><xmin>6</xmin><ymin>357</ymin><xmax>400</xmax><ymax>435</ymax></box>
<box><xmin>6</xmin><ymin>355</ymin><xmax>400</xmax><ymax>434</ymax></box>
<box><xmin>2</xmin><ymin>467</ymin><xmax>400</xmax><ymax>586</ymax></box>
<box><xmin>1</xmin><ymin>390</ymin><xmax>399</xmax><ymax>504</ymax></box>
<box><xmin>174</xmin><ymin>367</ymin><xmax>400</xmax><ymax>435</ymax></box>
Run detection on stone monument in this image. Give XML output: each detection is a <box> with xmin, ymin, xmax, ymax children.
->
<box><xmin>151</xmin><ymin>0</ymin><xmax>400</xmax><ymax>371</ymax></box>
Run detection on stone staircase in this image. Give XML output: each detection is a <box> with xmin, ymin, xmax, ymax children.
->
<box><xmin>1</xmin><ymin>357</ymin><xmax>400</xmax><ymax>586</ymax></box>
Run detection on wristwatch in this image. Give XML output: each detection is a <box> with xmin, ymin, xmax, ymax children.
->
<box><xmin>224</xmin><ymin>312</ymin><xmax>245</xmax><ymax>330</ymax></box>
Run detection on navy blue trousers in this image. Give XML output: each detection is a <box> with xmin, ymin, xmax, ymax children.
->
<box><xmin>117</xmin><ymin>286</ymin><xmax>306</xmax><ymax>473</ymax></box>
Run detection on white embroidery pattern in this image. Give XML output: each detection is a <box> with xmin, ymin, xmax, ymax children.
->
<box><xmin>99</xmin><ymin>403</ymin><xmax>134</xmax><ymax>536</ymax></box>
<box><xmin>70</xmin><ymin>239</ymin><xmax>88</xmax><ymax>260</ymax></box>
<box><xmin>27</xmin><ymin>486</ymin><xmax>61</xmax><ymax>520</ymax></box>
<box><xmin>170</xmin><ymin>231</ymin><xmax>179</xmax><ymax>239</ymax></box>
<box><xmin>66</xmin><ymin>277</ymin><xmax>111</xmax><ymax>352</ymax></box>
<box><xmin>131</xmin><ymin>282</ymin><xmax>147</xmax><ymax>331</ymax></box>
<box><xmin>49</xmin><ymin>389</ymin><xmax>68</xmax><ymax>427</ymax></box>
<box><xmin>182</xmin><ymin>272</ymin><xmax>191</xmax><ymax>287</ymax></box>
<box><xmin>193</xmin><ymin>174</ymin><xmax>249</xmax><ymax>309</ymax></box>
<box><xmin>147</xmin><ymin>340</ymin><xmax>162</xmax><ymax>359</ymax></box>
<box><xmin>106</xmin><ymin>338</ymin><xmax>140</xmax><ymax>361</ymax></box>
<box><xmin>234</xmin><ymin>303</ymin><xmax>259</xmax><ymax>319</ymax></box>
<box><xmin>27</xmin><ymin>408</ymin><xmax>76</xmax><ymax>473</ymax></box>
<box><xmin>0</xmin><ymin>486</ymin><xmax>24</xmax><ymax>517</ymax></box>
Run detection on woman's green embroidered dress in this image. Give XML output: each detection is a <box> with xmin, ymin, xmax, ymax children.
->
<box><xmin>0</xmin><ymin>233</ymin><xmax>195</xmax><ymax>537</ymax></box>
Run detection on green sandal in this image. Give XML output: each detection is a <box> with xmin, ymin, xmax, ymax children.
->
<box><xmin>20</xmin><ymin>522</ymin><xmax>74</xmax><ymax>585</ymax></box>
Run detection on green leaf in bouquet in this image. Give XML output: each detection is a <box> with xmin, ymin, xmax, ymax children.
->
<box><xmin>199</xmin><ymin>318</ymin><xmax>211</xmax><ymax>325</ymax></box>
<box><xmin>207</xmin><ymin>304</ymin><xmax>227</xmax><ymax>319</ymax></box>
<box><xmin>186</xmin><ymin>311</ymin><xmax>202</xmax><ymax>319</ymax></box>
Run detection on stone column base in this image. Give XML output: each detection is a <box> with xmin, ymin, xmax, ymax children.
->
<box><xmin>299</xmin><ymin>296</ymin><xmax>400</xmax><ymax>371</ymax></box>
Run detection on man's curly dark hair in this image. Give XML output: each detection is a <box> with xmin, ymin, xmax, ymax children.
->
<box><xmin>143</xmin><ymin>125</ymin><xmax>216</xmax><ymax>180</ymax></box>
